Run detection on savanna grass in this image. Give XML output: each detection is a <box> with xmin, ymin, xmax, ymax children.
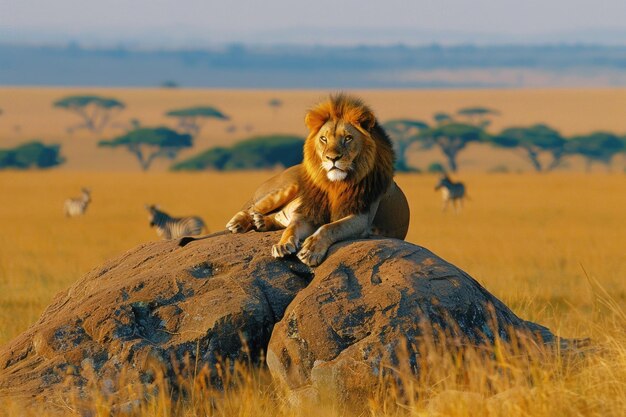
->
<box><xmin>0</xmin><ymin>171</ymin><xmax>624</xmax><ymax>416</ymax></box>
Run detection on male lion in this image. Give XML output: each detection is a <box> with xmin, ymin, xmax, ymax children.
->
<box><xmin>226</xmin><ymin>94</ymin><xmax>410</xmax><ymax>266</ymax></box>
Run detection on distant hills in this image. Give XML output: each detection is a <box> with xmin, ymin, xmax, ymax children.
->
<box><xmin>2</xmin><ymin>43</ymin><xmax>626</xmax><ymax>88</ymax></box>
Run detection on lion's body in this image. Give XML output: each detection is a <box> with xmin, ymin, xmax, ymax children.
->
<box><xmin>226</xmin><ymin>94</ymin><xmax>410</xmax><ymax>266</ymax></box>
<box><xmin>227</xmin><ymin>165</ymin><xmax>408</xmax><ymax>238</ymax></box>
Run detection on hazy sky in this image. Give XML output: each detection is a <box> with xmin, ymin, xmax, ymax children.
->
<box><xmin>3</xmin><ymin>0</ymin><xmax>626</xmax><ymax>46</ymax></box>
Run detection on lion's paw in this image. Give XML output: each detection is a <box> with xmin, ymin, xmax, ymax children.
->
<box><xmin>226</xmin><ymin>211</ymin><xmax>252</xmax><ymax>234</ymax></box>
<box><xmin>297</xmin><ymin>234</ymin><xmax>329</xmax><ymax>267</ymax></box>
<box><xmin>271</xmin><ymin>236</ymin><xmax>298</xmax><ymax>258</ymax></box>
<box><xmin>251</xmin><ymin>211</ymin><xmax>269</xmax><ymax>231</ymax></box>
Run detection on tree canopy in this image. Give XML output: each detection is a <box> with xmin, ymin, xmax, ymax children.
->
<box><xmin>0</xmin><ymin>141</ymin><xmax>64</xmax><ymax>169</ymax></box>
<box><xmin>384</xmin><ymin>119</ymin><xmax>429</xmax><ymax>134</ymax></box>
<box><xmin>165</xmin><ymin>106</ymin><xmax>228</xmax><ymax>119</ymax></box>
<box><xmin>457</xmin><ymin>106</ymin><xmax>499</xmax><ymax>127</ymax></box>
<box><xmin>418</xmin><ymin>123</ymin><xmax>488</xmax><ymax>172</ymax></box>
<box><xmin>165</xmin><ymin>106</ymin><xmax>229</xmax><ymax>136</ymax></box>
<box><xmin>383</xmin><ymin>119</ymin><xmax>429</xmax><ymax>172</ymax></box>
<box><xmin>53</xmin><ymin>94</ymin><xmax>125</xmax><ymax>133</ymax></box>
<box><xmin>564</xmin><ymin>132</ymin><xmax>625</xmax><ymax>170</ymax></box>
<box><xmin>99</xmin><ymin>127</ymin><xmax>193</xmax><ymax>171</ymax></box>
<box><xmin>172</xmin><ymin>134</ymin><xmax>304</xmax><ymax>171</ymax></box>
<box><xmin>457</xmin><ymin>106</ymin><xmax>499</xmax><ymax>117</ymax></box>
<box><xmin>492</xmin><ymin>124</ymin><xmax>565</xmax><ymax>171</ymax></box>
<box><xmin>54</xmin><ymin>95</ymin><xmax>124</xmax><ymax>110</ymax></box>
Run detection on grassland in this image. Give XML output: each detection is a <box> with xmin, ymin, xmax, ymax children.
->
<box><xmin>0</xmin><ymin>170</ymin><xmax>624</xmax><ymax>415</ymax></box>
<box><xmin>1</xmin><ymin>86</ymin><xmax>625</xmax><ymax>415</ymax></box>
<box><xmin>2</xmin><ymin>87</ymin><xmax>626</xmax><ymax>172</ymax></box>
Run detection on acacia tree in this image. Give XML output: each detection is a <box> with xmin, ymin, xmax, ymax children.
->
<box><xmin>456</xmin><ymin>106</ymin><xmax>499</xmax><ymax>128</ymax></box>
<box><xmin>165</xmin><ymin>106</ymin><xmax>229</xmax><ymax>136</ymax></box>
<box><xmin>53</xmin><ymin>95</ymin><xmax>125</xmax><ymax>133</ymax></box>
<box><xmin>99</xmin><ymin>127</ymin><xmax>192</xmax><ymax>171</ymax></box>
<box><xmin>564</xmin><ymin>132</ymin><xmax>625</xmax><ymax>172</ymax></box>
<box><xmin>417</xmin><ymin>123</ymin><xmax>488</xmax><ymax>172</ymax></box>
<box><xmin>492</xmin><ymin>124</ymin><xmax>565</xmax><ymax>172</ymax></box>
<box><xmin>382</xmin><ymin>119</ymin><xmax>429</xmax><ymax>172</ymax></box>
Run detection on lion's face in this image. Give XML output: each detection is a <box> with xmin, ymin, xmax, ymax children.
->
<box><xmin>311</xmin><ymin>120</ymin><xmax>371</xmax><ymax>182</ymax></box>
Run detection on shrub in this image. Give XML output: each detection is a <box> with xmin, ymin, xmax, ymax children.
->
<box><xmin>172</xmin><ymin>134</ymin><xmax>304</xmax><ymax>171</ymax></box>
<box><xmin>0</xmin><ymin>141</ymin><xmax>64</xmax><ymax>169</ymax></box>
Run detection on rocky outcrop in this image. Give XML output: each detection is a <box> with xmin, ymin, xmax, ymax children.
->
<box><xmin>0</xmin><ymin>231</ymin><xmax>569</xmax><ymax>406</ymax></box>
<box><xmin>265</xmin><ymin>238</ymin><xmax>560</xmax><ymax>404</ymax></box>
<box><xmin>0</xmin><ymin>232</ymin><xmax>312</xmax><ymax>402</ymax></box>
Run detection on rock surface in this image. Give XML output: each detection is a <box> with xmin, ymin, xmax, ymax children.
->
<box><xmin>0</xmin><ymin>232</ymin><xmax>311</xmax><ymax>402</ymax></box>
<box><xmin>0</xmin><ymin>231</ymin><xmax>564</xmax><ymax>405</ymax></box>
<box><xmin>265</xmin><ymin>238</ymin><xmax>559</xmax><ymax>404</ymax></box>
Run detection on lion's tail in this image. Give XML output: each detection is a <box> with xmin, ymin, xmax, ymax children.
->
<box><xmin>178</xmin><ymin>229</ymin><xmax>230</xmax><ymax>247</ymax></box>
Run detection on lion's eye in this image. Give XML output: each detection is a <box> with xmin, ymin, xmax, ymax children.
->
<box><xmin>345</xmin><ymin>135</ymin><xmax>353</xmax><ymax>143</ymax></box>
<box><xmin>319</xmin><ymin>136</ymin><xmax>327</xmax><ymax>143</ymax></box>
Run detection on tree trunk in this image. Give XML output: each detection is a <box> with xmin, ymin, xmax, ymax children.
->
<box><xmin>143</xmin><ymin>151</ymin><xmax>160</xmax><ymax>171</ymax></box>
<box><xmin>72</xmin><ymin>106</ymin><xmax>95</xmax><ymax>132</ymax></box>
<box><xmin>130</xmin><ymin>145</ymin><xmax>149</xmax><ymax>171</ymax></box>
<box><xmin>95</xmin><ymin>108</ymin><xmax>117</xmax><ymax>133</ymax></box>
<box><xmin>525</xmin><ymin>148</ymin><xmax>542</xmax><ymax>172</ymax></box>
<box><xmin>546</xmin><ymin>149</ymin><xmax>564</xmax><ymax>171</ymax></box>
<box><xmin>443</xmin><ymin>150</ymin><xmax>458</xmax><ymax>172</ymax></box>
<box><xmin>546</xmin><ymin>156</ymin><xmax>561</xmax><ymax>171</ymax></box>
<box><xmin>395</xmin><ymin>140</ymin><xmax>411</xmax><ymax>171</ymax></box>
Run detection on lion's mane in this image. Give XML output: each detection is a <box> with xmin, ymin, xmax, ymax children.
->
<box><xmin>297</xmin><ymin>94</ymin><xmax>395</xmax><ymax>226</ymax></box>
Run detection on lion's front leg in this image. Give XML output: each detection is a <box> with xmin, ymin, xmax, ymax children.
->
<box><xmin>298</xmin><ymin>214</ymin><xmax>370</xmax><ymax>267</ymax></box>
<box><xmin>297</xmin><ymin>229</ymin><xmax>332</xmax><ymax>267</ymax></box>
<box><xmin>271</xmin><ymin>218</ymin><xmax>314</xmax><ymax>258</ymax></box>
<box><xmin>251</xmin><ymin>211</ymin><xmax>285</xmax><ymax>232</ymax></box>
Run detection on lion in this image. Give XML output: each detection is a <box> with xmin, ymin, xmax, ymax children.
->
<box><xmin>225</xmin><ymin>94</ymin><xmax>410</xmax><ymax>266</ymax></box>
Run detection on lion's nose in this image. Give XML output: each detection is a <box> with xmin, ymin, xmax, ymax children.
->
<box><xmin>326</xmin><ymin>154</ymin><xmax>342</xmax><ymax>162</ymax></box>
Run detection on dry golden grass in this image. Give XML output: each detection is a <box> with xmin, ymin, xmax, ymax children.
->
<box><xmin>0</xmin><ymin>170</ymin><xmax>625</xmax><ymax>416</ymax></box>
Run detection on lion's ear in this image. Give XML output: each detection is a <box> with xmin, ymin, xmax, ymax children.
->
<box><xmin>305</xmin><ymin>109</ymin><xmax>328</xmax><ymax>133</ymax></box>
<box><xmin>359</xmin><ymin>110</ymin><xmax>376</xmax><ymax>131</ymax></box>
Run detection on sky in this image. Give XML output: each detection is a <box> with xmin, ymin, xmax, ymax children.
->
<box><xmin>3</xmin><ymin>0</ymin><xmax>626</xmax><ymax>47</ymax></box>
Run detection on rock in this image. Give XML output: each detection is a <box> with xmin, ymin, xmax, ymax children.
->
<box><xmin>0</xmin><ymin>231</ymin><xmax>311</xmax><ymax>403</ymax></box>
<box><xmin>0</xmin><ymin>231</ymin><xmax>570</xmax><ymax>408</ymax></box>
<box><xmin>266</xmin><ymin>238</ymin><xmax>564</xmax><ymax>405</ymax></box>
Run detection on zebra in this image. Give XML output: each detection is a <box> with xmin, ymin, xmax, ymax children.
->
<box><xmin>434</xmin><ymin>175</ymin><xmax>466</xmax><ymax>213</ymax></box>
<box><xmin>64</xmin><ymin>187</ymin><xmax>91</xmax><ymax>217</ymax></box>
<box><xmin>145</xmin><ymin>205</ymin><xmax>207</xmax><ymax>240</ymax></box>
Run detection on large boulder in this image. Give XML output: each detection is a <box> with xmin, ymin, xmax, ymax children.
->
<box><xmin>0</xmin><ymin>231</ymin><xmax>569</xmax><ymax>407</ymax></box>
<box><xmin>0</xmin><ymin>232</ymin><xmax>311</xmax><ymax>403</ymax></box>
<box><xmin>266</xmin><ymin>238</ymin><xmax>562</xmax><ymax>404</ymax></box>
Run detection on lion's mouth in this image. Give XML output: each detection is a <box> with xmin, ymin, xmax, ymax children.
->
<box><xmin>321</xmin><ymin>160</ymin><xmax>349</xmax><ymax>181</ymax></box>
<box><xmin>326</xmin><ymin>166</ymin><xmax>348</xmax><ymax>181</ymax></box>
